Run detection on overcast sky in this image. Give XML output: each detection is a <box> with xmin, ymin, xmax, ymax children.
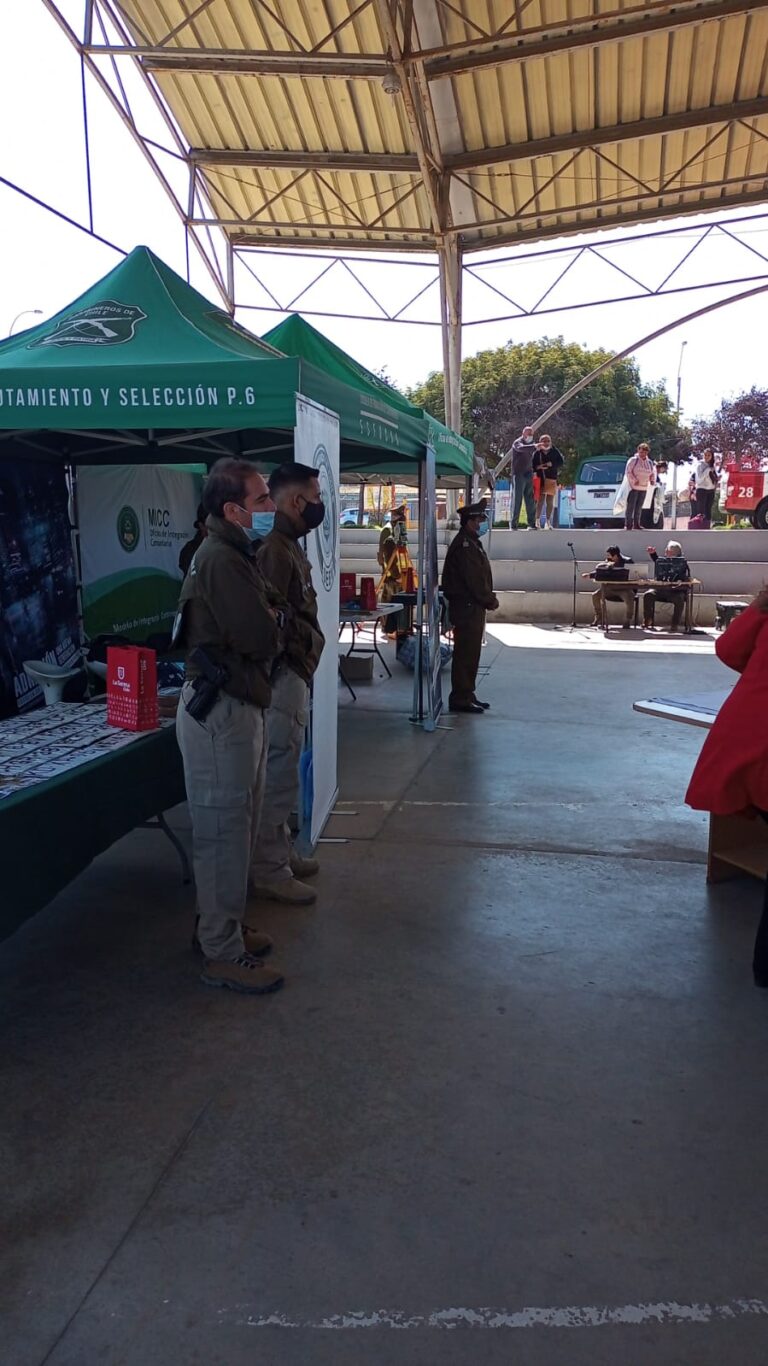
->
<box><xmin>2</xmin><ymin>0</ymin><xmax>768</xmax><ymax>431</ymax></box>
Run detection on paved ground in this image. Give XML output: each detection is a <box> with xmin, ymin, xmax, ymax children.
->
<box><xmin>3</xmin><ymin>626</ymin><xmax>768</xmax><ymax>1366</ymax></box>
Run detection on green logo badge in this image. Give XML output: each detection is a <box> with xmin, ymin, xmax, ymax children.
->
<box><xmin>117</xmin><ymin>505</ymin><xmax>140</xmax><ymax>553</ymax></box>
<box><xmin>30</xmin><ymin>300</ymin><xmax>146</xmax><ymax>348</ymax></box>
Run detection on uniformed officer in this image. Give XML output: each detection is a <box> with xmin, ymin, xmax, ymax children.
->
<box><xmin>441</xmin><ymin>498</ymin><xmax>499</xmax><ymax>714</ymax></box>
<box><xmin>250</xmin><ymin>462</ymin><xmax>326</xmax><ymax>904</ymax></box>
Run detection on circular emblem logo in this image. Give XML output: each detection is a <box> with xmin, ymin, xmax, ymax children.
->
<box><xmin>312</xmin><ymin>442</ymin><xmax>338</xmax><ymax>593</ymax></box>
<box><xmin>117</xmin><ymin>505</ymin><xmax>140</xmax><ymax>553</ymax></box>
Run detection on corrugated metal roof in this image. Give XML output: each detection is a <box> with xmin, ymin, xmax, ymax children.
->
<box><xmin>108</xmin><ymin>0</ymin><xmax>768</xmax><ymax>251</ymax></box>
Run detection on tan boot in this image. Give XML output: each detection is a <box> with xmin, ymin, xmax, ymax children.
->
<box><xmin>201</xmin><ymin>953</ymin><xmax>285</xmax><ymax>994</ymax></box>
<box><xmin>290</xmin><ymin>851</ymin><xmax>320</xmax><ymax>879</ymax></box>
<box><xmin>192</xmin><ymin>918</ymin><xmax>272</xmax><ymax>958</ymax></box>
<box><xmin>249</xmin><ymin>878</ymin><xmax>317</xmax><ymax>906</ymax></box>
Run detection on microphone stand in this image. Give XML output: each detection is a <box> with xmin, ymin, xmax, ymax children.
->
<box><xmin>567</xmin><ymin>540</ymin><xmax>578</xmax><ymax>630</ymax></box>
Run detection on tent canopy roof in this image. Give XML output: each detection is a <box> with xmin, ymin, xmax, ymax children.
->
<box><xmin>0</xmin><ymin>245</ymin><xmax>456</xmax><ymax>475</ymax></box>
<box><xmin>0</xmin><ymin>246</ymin><xmax>467</xmax><ymax>474</ymax></box>
<box><xmin>263</xmin><ymin>314</ymin><xmax>473</xmax><ymax>477</ymax></box>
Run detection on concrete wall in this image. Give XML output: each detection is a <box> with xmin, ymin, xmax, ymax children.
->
<box><xmin>340</xmin><ymin>526</ymin><xmax>764</xmax><ymax>624</ymax></box>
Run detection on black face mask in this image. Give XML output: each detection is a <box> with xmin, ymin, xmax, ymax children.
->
<box><xmin>300</xmin><ymin>498</ymin><xmax>325</xmax><ymax>530</ymax></box>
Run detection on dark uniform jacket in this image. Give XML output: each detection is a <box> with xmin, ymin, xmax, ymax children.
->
<box><xmin>441</xmin><ymin>528</ymin><xmax>496</xmax><ymax>617</ymax></box>
<box><xmin>256</xmin><ymin>512</ymin><xmax>325</xmax><ymax>684</ymax></box>
<box><xmin>177</xmin><ymin>515</ymin><xmax>278</xmax><ymax>708</ymax></box>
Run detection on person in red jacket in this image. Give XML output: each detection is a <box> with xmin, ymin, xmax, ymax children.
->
<box><xmin>686</xmin><ymin>595</ymin><xmax>768</xmax><ymax>986</ymax></box>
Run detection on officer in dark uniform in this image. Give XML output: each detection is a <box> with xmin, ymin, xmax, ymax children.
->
<box><xmin>441</xmin><ymin>498</ymin><xmax>499</xmax><ymax>714</ymax></box>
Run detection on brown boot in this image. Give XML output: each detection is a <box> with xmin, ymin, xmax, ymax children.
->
<box><xmin>249</xmin><ymin>877</ymin><xmax>317</xmax><ymax>905</ymax></box>
<box><xmin>290</xmin><ymin>851</ymin><xmax>320</xmax><ymax>879</ymax></box>
<box><xmin>201</xmin><ymin>953</ymin><xmax>284</xmax><ymax>994</ymax></box>
<box><xmin>192</xmin><ymin>919</ymin><xmax>272</xmax><ymax>958</ymax></box>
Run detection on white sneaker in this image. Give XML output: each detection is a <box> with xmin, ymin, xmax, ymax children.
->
<box><xmin>544</xmin><ymin>522</ymin><xmax>553</xmax><ymax>530</ymax></box>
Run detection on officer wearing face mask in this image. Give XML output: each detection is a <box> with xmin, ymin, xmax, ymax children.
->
<box><xmin>175</xmin><ymin>457</ymin><xmax>285</xmax><ymax>996</ymax></box>
<box><xmin>250</xmin><ymin>462</ymin><xmax>326</xmax><ymax>905</ymax></box>
<box><xmin>441</xmin><ymin>498</ymin><xmax>499</xmax><ymax>714</ymax></box>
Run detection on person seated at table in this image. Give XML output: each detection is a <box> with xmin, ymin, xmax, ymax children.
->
<box><xmin>643</xmin><ymin>540</ymin><xmax>691</xmax><ymax>632</ymax></box>
<box><xmin>686</xmin><ymin>593</ymin><xmax>768</xmax><ymax>987</ymax></box>
<box><xmin>582</xmin><ymin>546</ymin><xmax>634</xmax><ymax>629</ymax></box>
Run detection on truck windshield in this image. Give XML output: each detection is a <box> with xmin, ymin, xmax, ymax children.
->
<box><xmin>578</xmin><ymin>460</ymin><xmax>626</xmax><ymax>485</ymax></box>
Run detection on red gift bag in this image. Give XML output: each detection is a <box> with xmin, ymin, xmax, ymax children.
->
<box><xmin>107</xmin><ymin>645</ymin><xmax>159</xmax><ymax>731</ymax></box>
<box><xmin>339</xmin><ymin>572</ymin><xmax>356</xmax><ymax>603</ymax></box>
<box><xmin>360</xmin><ymin>576</ymin><xmax>377</xmax><ymax>611</ymax></box>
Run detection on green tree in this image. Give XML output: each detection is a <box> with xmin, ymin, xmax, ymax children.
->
<box><xmin>692</xmin><ymin>387</ymin><xmax>768</xmax><ymax>458</ymax></box>
<box><xmin>407</xmin><ymin>336</ymin><xmax>684</xmax><ymax>480</ymax></box>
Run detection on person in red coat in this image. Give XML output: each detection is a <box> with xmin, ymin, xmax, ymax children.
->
<box><xmin>686</xmin><ymin>595</ymin><xmax>768</xmax><ymax>985</ymax></box>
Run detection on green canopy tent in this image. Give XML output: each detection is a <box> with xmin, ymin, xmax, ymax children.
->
<box><xmin>262</xmin><ymin>314</ymin><xmax>474</xmax><ymax>482</ymax></box>
<box><xmin>0</xmin><ymin>246</ymin><xmax>433</xmax><ymax>474</ymax></box>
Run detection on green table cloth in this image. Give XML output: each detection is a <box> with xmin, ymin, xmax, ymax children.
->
<box><xmin>0</xmin><ymin>724</ymin><xmax>185</xmax><ymax>942</ymax></box>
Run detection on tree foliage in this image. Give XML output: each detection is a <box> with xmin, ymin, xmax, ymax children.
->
<box><xmin>692</xmin><ymin>387</ymin><xmax>768</xmax><ymax>458</ymax></box>
<box><xmin>407</xmin><ymin>336</ymin><xmax>685</xmax><ymax>479</ymax></box>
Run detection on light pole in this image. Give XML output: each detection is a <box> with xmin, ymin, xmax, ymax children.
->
<box><xmin>8</xmin><ymin>308</ymin><xmax>43</xmax><ymax>336</ymax></box>
<box><xmin>671</xmin><ymin>339</ymin><xmax>688</xmax><ymax>529</ymax></box>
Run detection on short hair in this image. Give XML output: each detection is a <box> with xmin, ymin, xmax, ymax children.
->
<box><xmin>606</xmin><ymin>545</ymin><xmax>623</xmax><ymax>559</ymax></box>
<box><xmin>202</xmin><ymin>458</ymin><xmax>261</xmax><ymax>517</ymax></box>
<box><xmin>268</xmin><ymin>462</ymin><xmax>320</xmax><ymax>498</ymax></box>
<box><xmin>666</xmin><ymin>540</ymin><xmax>683</xmax><ymax>554</ymax></box>
<box><xmin>539</xmin><ymin>433</ymin><xmax>551</xmax><ymax>443</ymax></box>
<box><xmin>638</xmin><ymin>442</ymin><xmax>650</xmax><ymax>453</ymax></box>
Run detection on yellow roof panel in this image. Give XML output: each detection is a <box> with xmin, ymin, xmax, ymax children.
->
<box><xmin>104</xmin><ymin>0</ymin><xmax>768</xmax><ymax>250</ymax></box>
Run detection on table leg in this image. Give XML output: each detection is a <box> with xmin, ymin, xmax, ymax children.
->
<box><xmin>372</xmin><ymin>619</ymin><xmax>393</xmax><ymax>677</ymax></box>
<box><xmin>141</xmin><ymin>811</ymin><xmax>192</xmax><ymax>884</ymax></box>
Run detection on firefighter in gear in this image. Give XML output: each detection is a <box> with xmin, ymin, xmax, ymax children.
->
<box><xmin>441</xmin><ymin>499</ymin><xmax>499</xmax><ymax>714</ymax></box>
<box><xmin>377</xmin><ymin>504</ymin><xmax>409</xmax><ymax>602</ymax></box>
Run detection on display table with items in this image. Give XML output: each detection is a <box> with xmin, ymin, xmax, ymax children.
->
<box><xmin>0</xmin><ymin>700</ymin><xmax>186</xmax><ymax>942</ymax></box>
<box><xmin>633</xmin><ymin>688</ymin><xmax>768</xmax><ymax>885</ymax></box>
<box><xmin>338</xmin><ymin>602</ymin><xmax>403</xmax><ymax>700</ymax></box>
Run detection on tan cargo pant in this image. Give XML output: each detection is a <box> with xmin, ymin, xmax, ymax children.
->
<box><xmin>251</xmin><ymin>665</ymin><xmax>309</xmax><ymax>885</ymax></box>
<box><xmin>176</xmin><ymin>685</ymin><xmax>266</xmax><ymax>961</ymax></box>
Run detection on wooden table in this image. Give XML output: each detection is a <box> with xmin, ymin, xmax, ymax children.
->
<box><xmin>600</xmin><ymin>579</ymin><xmax>699</xmax><ymax>637</ymax></box>
<box><xmin>633</xmin><ymin>690</ymin><xmax>768</xmax><ymax>884</ymax></box>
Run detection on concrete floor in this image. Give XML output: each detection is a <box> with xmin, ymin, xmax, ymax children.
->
<box><xmin>3</xmin><ymin>627</ymin><xmax>768</xmax><ymax>1366</ymax></box>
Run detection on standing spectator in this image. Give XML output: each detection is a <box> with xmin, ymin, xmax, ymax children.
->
<box><xmin>250</xmin><ymin>463</ymin><xmax>326</xmax><ymax>904</ymax></box>
<box><xmin>686</xmin><ymin>596</ymin><xmax>768</xmax><ymax>986</ymax></box>
<box><xmin>694</xmin><ymin>448</ymin><xmax>719</xmax><ymax>524</ymax></box>
<box><xmin>643</xmin><ymin>540</ymin><xmax>691</xmax><ymax>631</ymax></box>
<box><xmin>532</xmin><ymin>435</ymin><xmax>565</xmax><ymax>530</ymax></box>
<box><xmin>175</xmin><ymin>458</ymin><xmax>284</xmax><ymax>995</ymax></box>
<box><xmin>441</xmin><ymin>499</ymin><xmax>499</xmax><ymax>713</ymax></box>
<box><xmin>178</xmin><ymin>503</ymin><xmax>207</xmax><ymax>578</ymax></box>
<box><xmin>624</xmin><ymin>443</ymin><xmax>656</xmax><ymax>530</ymax></box>
<box><xmin>508</xmin><ymin>427</ymin><xmax>538</xmax><ymax>530</ymax></box>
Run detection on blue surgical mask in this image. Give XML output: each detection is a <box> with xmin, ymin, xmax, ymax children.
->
<box><xmin>478</xmin><ymin>519</ymin><xmax>490</xmax><ymax>538</ymax></box>
<box><xmin>240</xmin><ymin>509</ymin><xmax>275</xmax><ymax>540</ymax></box>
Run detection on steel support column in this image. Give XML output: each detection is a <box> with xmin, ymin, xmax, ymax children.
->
<box><xmin>439</xmin><ymin>237</ymin><xmax>464</xmax><ymax>517</ymax></box>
